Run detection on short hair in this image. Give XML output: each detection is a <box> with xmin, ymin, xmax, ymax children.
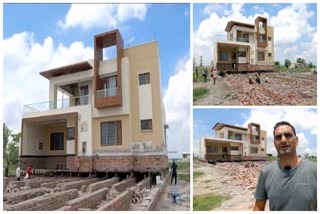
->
<box><xmin>273</xmin><ymin>121</ymin><xmax>296</xmax><ymax>136</ymax></box>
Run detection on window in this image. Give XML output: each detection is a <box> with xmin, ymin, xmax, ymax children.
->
<box><xmin>67</xmin><ymin>127</ymin><xmax>75</xmax><ymax>140</ymax></box>
<box><xmin>141</xmin><ymin>119</ymin><xmax>152</xmax><ymax>130</ymax></box>
<box><xmin>235</xmin><ymin>133</ymin><xmax>242</xmax><ymax>140</ymax></box>
<box><xmin>38</xmin><ymin>142</ymin><xmax>43</xmax><ymax>150</ymax></box>
<box><xmin>50</xmin><ymin>133</ymin><xmax>64</xmax><ymax>150</ymax></box>
<box><xmin>139</xmin><ymin>73</ymin><xmax>150</xmax><ymax>85</ymax></box>
<box><xmin>259</xmin><ymin>34</ymin><xmax>264</xmax><ymax>43</ymax></box>
<box><xmin>268</xmin><ymin>36</ymin><xmax>272</xmax><ymax>41</ymax></box>
<box><xmin>253</xmin><ymin>135</ymin><xmax>259</xmax><ymax>141</ymax></box>
<box><xmin>207</xmin><ymin>145</ymin><xmax>218</xmax><ymax>153</ymax></box>
<box><xmin>261</xmin><ymin>148</ymin><xmax>265</xmax><ymax>152</ymax></box>
<box><xmin>261</xmin><ymin>137</ymin><xmax>265</xmax><ymax>140</ymax></box>
<box><xmin>230</xmin><ymin>146</ymin><xmax>239</xmax><ymax>151</ymax></box>
<box><xmin>82</xmin><ymin>142</ymin><xmax>87</xmax><ymax>153</ymax></box>
<box><xmin>104</xmin><ymin>76</ymin><xmax>117</xmax><ymax>97</ymax></box>
<box><xmin>238</xmin><ymin>51</ymin><xmax>246</xmax><ymax>57</ymax></box>
<box><xmin>258</xmin><ymin>52</ymin><xmax>265</xmax><ymax>61</ymax></box>
<box><xmin>79</xmin><ymin>85</ymin><xmax>89</xmax><ymax>105</ymax></box>
<box><xmin>243</xmin><ymin>34</ymin><xmax>249</xmax><ymax>42</ymax></box>
<box><xmin>268</xmin><ymin>53</ymin><xmax>272</xmax><ymax>57</ymax></box>
<box><xmin>101</xmin><ymin>121</ymin><xmax>122</xmax><ymax>146</ymax></box>
<box><xmin>219</xmin><ymin>51</ymin><xmax>228</xmax><ymax>61</ymax></box>
<box><xmin>250</xmin><ymin>147</ymin><xmax>258</xmax><ymax>154</ymax></box>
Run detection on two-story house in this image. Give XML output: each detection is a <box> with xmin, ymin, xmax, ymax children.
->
<box><xmin>20</xmin><ymin>29</ymin><xmax>168</xmax><ymax>174</ymax></box>
<box><xmin>199</xmin><ymin>122</ymin><xmax>267</xmax><ymax>162</ymax></box>
<box><xmin>215</xmin><ymin>16</ymin><xmax>274</xmax><ymax>73</ymax></box>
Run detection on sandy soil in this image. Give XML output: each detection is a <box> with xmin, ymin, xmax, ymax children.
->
<box><xmin>193</xmin><ymin>160</ymin><xmax>271</xmax><ymax>211</ymax></box>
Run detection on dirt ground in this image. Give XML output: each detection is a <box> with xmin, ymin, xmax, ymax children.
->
<box><xmin>194</xmin><ymin>72</ymin><xmax>316</xmax><ymax>105</ymax></box>
<box><xmin>193</xmin><ymin>160</ymin><xmax>271</xmax><ymax>211</ymax></box>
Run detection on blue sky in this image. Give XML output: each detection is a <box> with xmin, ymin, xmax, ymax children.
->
<box><xmin>193</xmin><ymin>3</ymin><xmax>317</xmax><ymax>66</ymax></box>
<box><xmin>3</xmin><ymin>3</ymin><xmax>191</xmax><ymax>158</ymax></box>
<box><xmin>193</xmin><ymin>108</ymin><xmax>317</xmax><ymax>157</ymax></box>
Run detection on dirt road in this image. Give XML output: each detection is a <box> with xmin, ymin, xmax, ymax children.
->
<box><xmin>193</xmin><ymin>160</ymin><xmax>271</xmax><ymax>211</ymax></box>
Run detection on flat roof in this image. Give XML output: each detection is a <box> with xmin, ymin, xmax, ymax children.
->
<box><xmin>225</xmin><ymin>21</ymin><xmax>255</xmax><ymax>32</ymax></box>
<box><xmin>213</xmin><ymin>123</ymin><xmax>248</xmax><ymax>131</ymax></box>
<box><xmin>40</xmin><ymin>61</ymin><xmax>92</xmax><ymax>79</ymax></box>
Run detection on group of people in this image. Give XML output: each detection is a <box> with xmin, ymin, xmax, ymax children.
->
<box><xmin>249</xmin><ymin>74</ymin><xmax>269</xmax><ymax>84</ymax></box>
<box><xmin>195</xmin><ymin>67</ymin><xmax>217</xmax><ymax>84</ymax></box>
<box><xmin>15</xmin><ymin>165</ymin><xmax>32</xmax><ymax>181</ymax></box>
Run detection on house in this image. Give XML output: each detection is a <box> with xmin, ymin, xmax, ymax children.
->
<box><xmin>215</xmin><ymin>16</ymin><xmax>274</xmax><ymax>73</ymax></box>
<box><xmin>199</xmin><ymin>122</ymin><xmax>267</xmax><ymax>162</ymax></box>
<box><xmin>20</xmin><ymin>29</ymin><xmax>169</xmax><ymax>174</ymax></box>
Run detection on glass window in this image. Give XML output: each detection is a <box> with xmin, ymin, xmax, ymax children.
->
<box><xmin>101</xmin><ymin>121</ymin><xmax>122</xmax><ymax>145</ymax></box>
<box><xmin>207</xmin><ymin>145</ymin><xmax>218</xmax><ymax>153</ymax></box>
<box><xmin>235</xmin><ymin>133</ymin><xmax>242</xmax><ymax>140</ymax></box>
<box><xmin>104</xmin><ymin>76</ymin><xmax>117</xmax><ymax>97</ymax></box>
<box><xmin>50</xmin><ymin>133</ymin><xmax>64</xmax><ymax>150</ymax></box>
<box><xmin>259</xmin><ymin>34</ymin><xmax>264</xmax><ymax>43</ymax></box>
<box><xmin>141</xmin><ymin>119</ymin><xmax>152</xmax><ymax>130</ymax></box>
<box><xmin>230</xmin><ymin>146</ymin><xmax>239</xmax><ymax>151</ymax></box>
<box><xmin>258</xmin><ymin>52</ymin><xmax>265</xmax><ymax>61</ymax></box>
<box><xmin>268</xmin><ymin>53</ymin><xmax>272</xmax><ymax>57</ymax></box>
<box><xmin>268</xmin><ymin>36</ymin><xmax>272</xmax><ymax>41</ymax></box>
<box><xmin>67</xmin><ymin>127</ymin><xmax>75</xmax><ymax>140</ymax></box>
<box><xmin>139</xmin><ymin>73</ymin><xmax>150</xmax><ymax>85</ymax></box>
<box><xmin>219</xmin><ymin>51</ymin><xmax>228</xmax><ymax>61</ymax></box>
<box><xmin>238</xmin><ymin>51</ymin><xmax>246</xmax><ymax>57</ymax></box>
<box><xmin>243</xmin><ymin>34</ymin><xmax>249</xmax><ymax>42</ymax></box>
<box><xmin>250</xmin><ymin>147</ymin><xmax>258</xmax><ymax>154</ymax></box>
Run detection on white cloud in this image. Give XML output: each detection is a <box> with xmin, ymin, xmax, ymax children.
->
<box><xmin>194</xmin><ymin>3</ymin><xmax>316</xmax><ymax>66</ymax></box>
<box><xmin>164</xmin><ymin>58</ymin><xmax>191</xmax><ymax>159</ymax></box>
<box><xmin>58</xmin><ymin>4</ymin><xmax>147</xmax><ymax>31</ymax></box>
<box><xmin>241</xmin><ymin>109</ymin><xmax>317</xmax><ymax>156</ymax></box>
<box><xmin>3</xmin><ymin>32</ymin><xmax>94</xmax><ymax>132</ymax></box>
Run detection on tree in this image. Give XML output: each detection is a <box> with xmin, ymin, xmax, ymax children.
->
<box><xmin>3</xmin><ymin>124</ymin><xmax>20</xmax><ymax>177</ymax></box>
<box><xmin>284</xmin><ymin>59</ymin><xmax>291</xmax><ymax>68</ymax></box>
<box><xmin>296</xmin><ymin>58</ymin><xmax>306</xmax><ymax>65</ymax></box>
<box><xmin>200</xmin><ymin>56</ymin><xmax>203</xmax><ymax>67</ymax></box>
<box><xmin>193</xmin><ymin>57</ymin><xmax>196</xmax><ymax>69</ymax></box>
<box><xmin>210</xmin><ymin>60</ymin><xmax>214</xmax><ymax>67</ymax></box>
<box><xmin>274</xmin><ymin>61</ymin><xmax>280</xmax><ymax>66</ymax></box>
<box><xmin>308</xmin><ymin>62</ymin><xmax>314</xmax><ymax>68</ymax></box>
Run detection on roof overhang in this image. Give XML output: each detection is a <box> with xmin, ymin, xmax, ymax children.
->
<box><xmin>204</xmin><ymin>137</ymin><xmax>244</xmax><ymax>145</ymax></box>
<box><xmin>216</xmin><ymin>41</ymin><xmax>250</xmax><ymax>49</ymax></box>
<box><xmin>213</xmin><ymin>122</ymin><xmax>247</xmax><ymax>131</ymax></box>
<box><xmin>225</xmin><ymin>21</ymin><xmax>255</xmax><ymax>32</ymax></box>
<box><xmin>40</xmin><ymin>61</ymin><xmax>92</xmax><ymax>79</ymax></box>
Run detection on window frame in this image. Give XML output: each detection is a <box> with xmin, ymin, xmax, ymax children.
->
<box><xmin>100</xmin><ymin>121</ymin><xmax>122</xmax><ymax>146</ymax></box>
<box><xmin>67</xmin><ymin>127</ymin><xmax>75</xmax><ymax>140</ymax></box>
<box><xmin>139</xmin><ymin>73</ymin><xmax>150</xmax><ymax>85</ymax></box>
<box><xmin>257</xmin><ymin>52</ymin><xmax>265</xmax><ymax>61</ymax></box>
<box><xmin>219</xmin><ymin>51</ymin><xmax>228</xmax><ymax>61</ymax></box>
<box><xmin>141</xmin><ymin>119</ymin><xmax>153</xmax><ymax>131</ymax></box>
<box><xmin>50</xmin><ymin>132</ymin><xmax>64</xmax><ymax>151</ymax></box>
<box><xmin>207</xmin><ymin>145</ymin><xmax>218</xmax><ymax>153</ymax></box>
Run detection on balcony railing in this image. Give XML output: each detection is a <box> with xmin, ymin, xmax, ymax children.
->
<box><xmin>23</xmin><ymin>95</ymin><xmax>90</xmax><ymax>113</ymax></box>
<box><xmin>236</xmin><ymin>37</ymin><xmax>250</xmax><ymax>43</ymax></box>
<box><xmin>96</xmin><ymin>87</ymin><xmax>118</xmax><ymax>98</ymax></box>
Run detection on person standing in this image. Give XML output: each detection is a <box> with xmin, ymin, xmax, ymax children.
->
<box><xmin>24</xmin><ymin>165</ymin><xmax>32</xmax><ymax>180</ymax></box>
<box><xmin>211</xmin><ymin>67</ymin><xmax>216</xmax><ymax>85</ymax></box>
<box><xmin>16</xmin><ymin>165</ymin><xmax>21</xmax><ymax>181</ymax></box>
<box><xmin>171</xmin><ymin>160</ymin><xmax>178</xmax><ymax>185</ymax></box>
<box><xmin>253</xmin><ymin>121</ymin><xmax>317</xmax><ymax>211</ymax></box>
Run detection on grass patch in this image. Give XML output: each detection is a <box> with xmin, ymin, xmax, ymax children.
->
<box><xmin>193</xmin><ymin>88</ymin><xmax>209</xmax><ymax>101</ymax></box>
<box><xmin>193</xmin><ymin>193</ymin><xmax>231</xmax><ymax>211</ymax></box>
<box><xmin>193</xmin><ymin>171</ymin><xmax>205</xmax><ymax>179</ymax></box>
<box><xmin>178</xmin><ymin>173</ymin><xmax>190</xmax><ymax>182</ymax></box>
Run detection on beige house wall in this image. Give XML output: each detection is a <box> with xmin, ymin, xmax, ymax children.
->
<box><xmin>92</xmin><ymin>115</ymin><xmax>131</xmax><ymax>153</ymax></box>
<box><xmin>124</xmin><ymin>41</ymin><xmax>164</xmax><ymax>151</ymax></box>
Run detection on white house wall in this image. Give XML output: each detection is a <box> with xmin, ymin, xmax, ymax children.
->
<box><xmin>138</xmin><ymin>82</ymin><xmax>153</xmax><ymax>120</ymax></box>
<box><xmin>99</xmin><ymin>58</ymin><xmax>117</xmax><ymax>75</ymax></box>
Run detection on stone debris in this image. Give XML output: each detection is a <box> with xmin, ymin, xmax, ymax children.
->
<box><xmin>105</xmin><ymin>188</ymin><xmax>119</xmax><ymax>201</ymax></box>
<box><xmin>132</xmin><ymin>188</ymin><xmax>151</xmax><ymax>204</ymax></box>
<box><xmin>223</xmin><ymin>73</ymin><xmax>316</xmax><ymax>105</ymax></box>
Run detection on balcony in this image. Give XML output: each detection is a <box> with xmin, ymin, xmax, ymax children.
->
<box><xmin>23</xmin><ymin>95</ymin><xmax>90</xmax><ymax>113</ymax></box>
<box><xmin>95</xmin><ymin>87</ymin><xmax>122</xmax><ymax>108</ymax></box>
<box><xmin>236</xmin><ymin>37</ymin><xmax>250</xmax><ymax>43</ymax></box>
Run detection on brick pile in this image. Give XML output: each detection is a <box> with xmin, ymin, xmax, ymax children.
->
<box><xmin>224</xmin><ymin>73</ymin><xmax>316</xmax><ymax>105</ymax></box>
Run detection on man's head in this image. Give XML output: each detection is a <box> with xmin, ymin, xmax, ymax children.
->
<box><xmin>273</xmin><ymin>121</ymin><xmax>298</xmax><ymax>156</ymax></box>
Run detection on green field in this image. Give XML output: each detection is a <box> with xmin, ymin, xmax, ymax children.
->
<box><xmin>193</xmin><ymin>193</ymin><xmax>231</xmax><ymax>211</ymax></box>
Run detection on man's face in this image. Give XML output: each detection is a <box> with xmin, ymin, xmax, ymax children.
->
<box><xmin>274</xmin><ymin>125</ymin><xmax>298</xmax><ymax>156</ymax></box>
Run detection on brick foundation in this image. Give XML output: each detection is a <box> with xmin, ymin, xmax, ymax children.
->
<box><xmin>4</xmin><ymin>188</ymin><xmax>46</xmax><ymax>204</ymax></box>
<box><xmin>59</xmin><ymin>178</ymin><xmax>100</xmax><ymax>191</ymax></box>
<box><xmin>22</xmin><ymin>154</ymin><xmax>168</xmax><ymax>173</ymax></box>
<box><xmin>112</xmin><ymin>177</ymin><xmax>136</xmax><ymax>193</ymax></box>
<box><xmin>97</xmin><ymin>189</ymin><xmax>133</xmax><ymax>211</ymax></box>
<box><xmin>136</xmin><ymin>177</ymin><xmax>151</xmax><ymax>190</ymax></box>
<box><xmin>87</xmin><ymin>177</ymin><xmax>120</xmax><ymax>193</ymax></box>
<box><xmin>3</xmin><ymin>177</ymin><xmax>9</xmax><ymax>193</ymax></box>
<box><xmin>65</xmin><ymin>187</ymin><xmax>110</xmax><ymax>210</ymax></box>
<box><xmin>5</xmin><ymin>189</ymin><xmax>78</xmax><ymax>211</ymax></box>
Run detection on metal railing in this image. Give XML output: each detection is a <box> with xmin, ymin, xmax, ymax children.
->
<box><xmin>96</xmin><ymin>87</ymin><xmax>118</xmax><ymax>98</ymax></box>
<box><xmin>236</xmin><ymin>37</ymin><xmax>250</xmax><ymax>43</ymax></box>
<box><xmin>23</xmin><ymin>95</ymin><xmax>90</xmax><ymax>113</ymax></box>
